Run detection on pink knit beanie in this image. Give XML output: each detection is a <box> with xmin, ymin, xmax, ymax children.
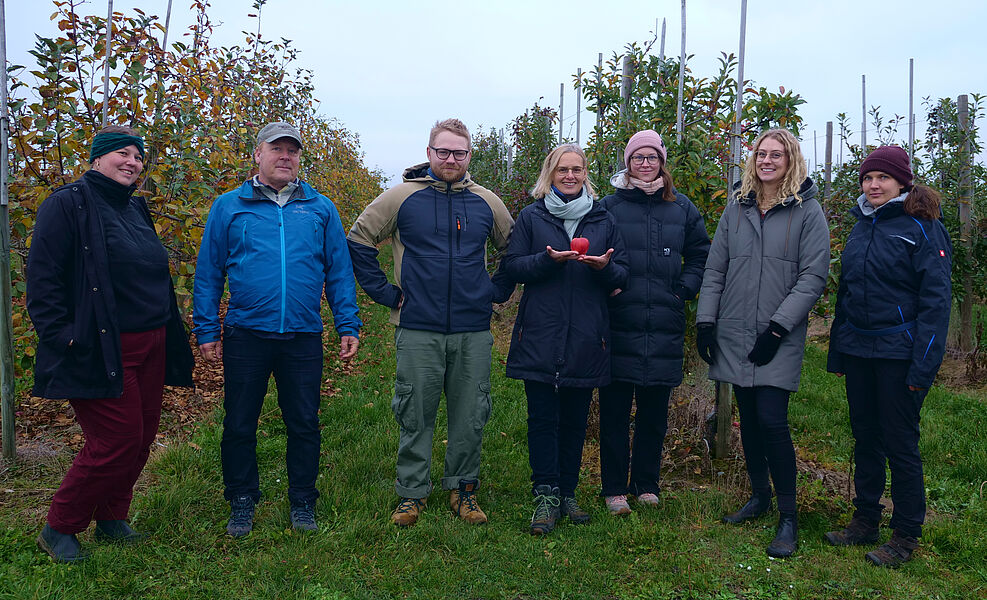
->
<box><xmin>624</xmin><ymin>130</ymin><xmax>667</xmax><ymax>166</ymax></box>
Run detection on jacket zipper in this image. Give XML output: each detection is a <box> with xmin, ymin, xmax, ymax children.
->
<box><xmin>446</xmin><ymin>184</ymin><xmax>454</xmax><ymax>333</ymax></box>
<box><xmin>278</xmin><ymin>204</ymin><xmax>287</xmax><ymax>333</ymax></box>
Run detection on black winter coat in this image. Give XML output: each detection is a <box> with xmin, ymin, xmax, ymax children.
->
<box><xmin>600</xmin><ymin>186</ymin><xmax>710</xmax><ymax>386</ymax></box>
<box><xmin>827</xmin><ymin>199</ymin><xmax>952</xmax><ymax>389</ymax></box>
<box><xmin>27</xmin><ymin>173</ymin><xmax>195</xmax><ymax>399</ymax></box>
<box><xmin>502</xmin><ymin>200</ymin><xmax>628</xmax><ymax>388</ymax></box>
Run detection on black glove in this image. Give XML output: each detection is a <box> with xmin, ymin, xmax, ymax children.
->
<box><xmin>747</xmin><ymin>321</ymin><xmax>789</xmax><ymax>366</ymax></box>
<box><xmin>696</xmin><ymin>323</ymin><xmax>716</xmax><ymax>365</ymax></box>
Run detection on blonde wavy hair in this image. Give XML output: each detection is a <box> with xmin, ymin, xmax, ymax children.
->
<box><xmin>737</xmin><ymin>129</ymin><xmax>808</xmax><ymax>205</ymax></box>
<box><xmin>531</xmin><ymin>144</ymin><xmax>596</xmax><ymax>200</ymax></box>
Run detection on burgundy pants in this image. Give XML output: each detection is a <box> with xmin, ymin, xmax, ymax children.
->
<box><xmin>47</xmin><ymin>327</ymin><xmax>166</xmax><ymax>534</ymax></box>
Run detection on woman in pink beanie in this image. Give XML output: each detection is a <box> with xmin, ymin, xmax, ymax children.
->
<box><xmin>597</xmin><ymin>129</ymin><xmax>710</xmax><ymax>516</ymax></box>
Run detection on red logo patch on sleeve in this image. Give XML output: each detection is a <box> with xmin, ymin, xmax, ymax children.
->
<box><xmin>939</xmin><ymin>250</ymin><xmax>946</xmax><ymax>257</ymax></box>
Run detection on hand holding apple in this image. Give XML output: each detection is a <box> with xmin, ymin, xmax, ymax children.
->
<box><xmin>546</xmin><ymin>245</ymin><xmax>580</xmax><ymax>263</ymax></box>
<box><xmin>577</xmin><ymin>247</ymin><xmax>615</xmax><ymax>271</ymax></box>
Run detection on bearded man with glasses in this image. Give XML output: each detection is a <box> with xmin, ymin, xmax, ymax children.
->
<box><xmin>348</xmin><ymin>119</ymin><xmax>515</xmax><ymax>527</ymax></box>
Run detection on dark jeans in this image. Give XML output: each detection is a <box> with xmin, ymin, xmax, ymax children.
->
<box><xmin>599</xmin><ymin>382</ymin><xmax>671</xmax><ymax>496</ymax></box>
<box><xmin>221</xmin><ymin>327</ymin><xmax>323</xmax><ymax>506</ymax></box>
<box><xmin>843</xmin><ymin>356</ymin><xmax>927</xmax><ymax>538</ymax></box>
<box><xmin>48</xmin><ymin>328</ymin><xmax>166</xmax><ymax>534</ymax></box>
<box><xmin>525</xmin><ymin>381</ymin><xmax>592</xmax><ymax>497</ymax></box>
<box><xmin>734</xmin><ymin>385</ymin><xmax>797</xmax><ymax>515</ymax></box>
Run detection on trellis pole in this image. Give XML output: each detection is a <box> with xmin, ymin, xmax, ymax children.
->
<box><xmin>0</xmin><ymin>0</ymin><xmax>15</xmax><ymax>460</ymax></box>
<box><xmin>102</xmin><ymin>0</ymin><xmax>113</xmax><ymax>126</ymax></box>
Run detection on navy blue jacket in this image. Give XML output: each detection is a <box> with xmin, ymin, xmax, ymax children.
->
<box><xmin>600</xmin><ymin>186</ymin><xmax>710</xmax><ymax>386</ymax></box>
<box><xmin>27</xmin><ymin>173</ymin><xmax>194</xmax><ymax>399</ymax></box>
<box><xmin>502</xmin><ymin>200</ymin><xmax>629</xmax><ymax>388</ymax></box>
<box><xmin>827</xmin><ymin>199</ymin><xmax>952</xmax><ymax>389</ymax></box>
<box><xmin>348</xmin><ymin>164</ymin><xmax>514</xmax><ymax>333</ymax></box>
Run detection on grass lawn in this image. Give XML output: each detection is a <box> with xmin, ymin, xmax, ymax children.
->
<box><xmin>2</xmin><ymin>245</ymin><xmax>985</xmax><ymax>599</ymax></box>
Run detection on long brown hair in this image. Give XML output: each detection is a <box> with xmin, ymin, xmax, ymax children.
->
<box><xmin>904</xmin><ymin>184</ymin><xmax>942</xmax><ymax>220</ymax></box>
<box><xmin>657</xmin><ymin>160</ymin><xmax>676</xmax><ymax>202</ymax></box>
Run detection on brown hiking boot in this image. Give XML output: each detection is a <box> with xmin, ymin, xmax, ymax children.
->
<box><xmin>825</xmin><ymin>517</ymin><xmax>879</xmax><ymax>546</ymax></box>
<box><xmin>450</xmin><ymin>479</ymin><xmax>487</xmax><ymax>525</ymax></box>
<box><xmin>865</xmin><ymin>531</ymin><xmax>918</xmax><ymax>568</ymax></box>
<box><xmin>391</xmin><ymin>497</ymin><xmax>426</xmax><ymax>527</ymax></box>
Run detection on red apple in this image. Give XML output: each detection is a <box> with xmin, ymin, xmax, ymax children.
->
<box><xmin>570</xmin><ymin>237</ymin><xmax>589</xmax><ymax>255</ymax></box>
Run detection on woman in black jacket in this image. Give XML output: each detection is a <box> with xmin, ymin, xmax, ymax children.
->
<box><xmin>826</xmin><ymin>145</ymin><xmax>952</xmax><ymax>568</ymax></box>
<box><xmin>502</xmin><ymin>143</ymin><xmax>628</xmax><ymax>535</ymax></box>
<box><xmin>598</xmin><ymin>129</ymin><xmax>709</xmax><ymax>515</ymax></box>
<box><xmin>27</xmin><ymin>125</ymin><xmax>194</xmax><ymax>563</ymax></box>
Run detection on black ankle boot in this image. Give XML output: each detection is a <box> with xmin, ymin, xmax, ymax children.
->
<box><xmin>766</xmin><ymin>513</ymin><xmax>799</xmax><ymax>558</ymax></box>
<box><xmin>36</xmin><ymin>524</ymin><xmax>89</xmax><ymax>563</ymax></box>
<box><xmin>94</xmin><ymin>520</ymin><xmax>148</xmax><ymax>544</ymax></box>
<box><xmin>722</xmin><ymin>494</ymin><xmax>772</xmax><ymax>524</ymax></box>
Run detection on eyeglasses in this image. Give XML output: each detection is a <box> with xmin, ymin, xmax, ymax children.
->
<box><xmin>755</xmin><ymin>151</ymin><xmax>785</xmax><ymax>161</ymax></box>
<box><xmin>430</xmin><ymin>146</ymin><xmax>469</xmax><ymax>161</ymax></box>
<box><xmin>555</xmin><ymin>166</ymin><xmax>585</xmax><ymax>176</ymax></box>
<box><xmin>629</xmin><ymin>154</ymin><xmax>661</xmax><ymax>165</ymax></box>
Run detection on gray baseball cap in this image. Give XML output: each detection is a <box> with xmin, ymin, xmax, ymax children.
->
<box><xmin>257</xmin><ymin>122</ymin><xmax>303</xmax><ymax>148</ymax></box>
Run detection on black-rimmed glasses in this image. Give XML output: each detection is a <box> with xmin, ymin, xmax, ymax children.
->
<box><xmin>430</xmin><ymin>147</ymin><xmax>469</xmax><ymax>161</ymax></box>
<box><xmin>629</xmin><ymin>154</ymin><xmax>660</xmax><ymax>165</ymax></box>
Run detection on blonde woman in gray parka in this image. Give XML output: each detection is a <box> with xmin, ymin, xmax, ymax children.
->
<box><xmin>695</xmin><ymin>129</ymin><xmax>830</xmax><ymax>558</ymax></box>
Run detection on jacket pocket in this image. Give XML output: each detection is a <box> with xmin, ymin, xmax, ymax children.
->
<box><xmin>391</xmin><ymin>382</ymin><xmax>418</xmax><ymax>432</ymax></box>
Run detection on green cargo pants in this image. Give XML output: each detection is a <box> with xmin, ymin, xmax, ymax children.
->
<box><xmin>392</xmin><ymin>327</ymin><xmax>494</xmax><ymax>498</ymax></box>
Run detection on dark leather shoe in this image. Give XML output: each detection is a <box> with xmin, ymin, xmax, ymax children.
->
<box><xmin>766</xmin><ymin>513</ymin><xmax>799</xmax><ymax>558</ymax></box>
<box><xmin>825</xmin><ymin>517</ymin><xmax>879</xmax><ymax>546</ymax></box>
<box><xmin>866</xmin><ymin>531</ymin><xmax>918</xmax><ymax>568</ymax></box>
<box><xmin>722</xmin><ymin>495</ymin><xmax>772</xmax><ymax>524</ymax></box>
<box><xmin>94</xmin><ymin>520</ymin><xmax>149</xmax><ymax>544</ymax></box>
<box><xmin>36</xmin><ymin>524</ymin><xmax>89</xmax><ymax>563</ymax></box>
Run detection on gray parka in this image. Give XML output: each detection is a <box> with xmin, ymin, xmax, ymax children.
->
<box><xmin>696</xmin><ymin>178</ymin><xmax>830</xmax><ymax>391</ymax></box>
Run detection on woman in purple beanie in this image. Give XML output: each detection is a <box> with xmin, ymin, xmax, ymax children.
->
<box><xmin>825</xmin><ymin>145</ymin><xmax>952</xmax><ymax>568</ymax></box>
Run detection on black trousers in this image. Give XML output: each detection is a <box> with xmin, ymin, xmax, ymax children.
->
<box><xmin>734</xmin><ymin>385</ymin><xmax>797</xmax><ymax>515</ymax></box>
<box><xmin>525</xmin><ymin>381</ymin><xmax>592</xmax><ymax>497</ymax></box>
<box><xmin>842</xmin><ymin>355</ymin><xmax>927</xmax><ymax>538</ymax></box>
<box><xmin>599</xmin><ymin>382</ymin><xmax>671</xmax><ymax>496</ymax></box>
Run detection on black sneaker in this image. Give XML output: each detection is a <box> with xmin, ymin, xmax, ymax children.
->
<box><xmin>36</xmin><ymin>524</ymin><xmax>89</xmax><ymax>563</ymax></box>
<box><xmin>559</xmin><ymin>496</ymin><xmax>591</xmax><ymax>524</ymax></box>
<box><xmin>227</xmin><ymin>495</ymin><xmax>255</xmax><ymax>538</ymax></box>
<box><xmin>825</xmin><ymin>517</ymin><xmax>879</xmax><ymax>546</ymax></box>
<box><xmin>290</xmin><ymin>501</ymin><xmax>318</xmax><ymax>532</ymax></box>
<box><xmin>94</xmin><ymin>520</ymin><xmax>149</xmax><ymax>544</ymax></box>
<box><xmin>530</xmin><ymin>485</ymin><xmax>561</xmax><ymax>535</ymax></box>
<box><xmin>866</xmin><ymin>531</ymin><xmax>918</xmax><ymax>568</ymax></box>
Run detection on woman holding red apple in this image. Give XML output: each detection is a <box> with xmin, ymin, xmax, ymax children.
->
<box><xmin>695</xmin><ymin>128</ymin><xmax>830</xmax><ymax>558</ymax></box>
<box><xmin>597</xmin><ymin>129</ymin><xmax>711</xmax><ymax>516</ymax></box>
<box><xmin>502</xmin><ymin>143</ymin><xmax>628</xmax><ymax>536</ymax></box>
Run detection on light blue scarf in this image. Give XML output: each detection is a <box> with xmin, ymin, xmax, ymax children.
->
<box><xmin>543</xmin><ymin>185</ymin><xmax>593</xmax><ymax>240</ymax></box>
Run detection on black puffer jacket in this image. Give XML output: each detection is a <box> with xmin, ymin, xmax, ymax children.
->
<box><xmin>600</xmin><ymin>186</ymin><xmax>710</xmax><ymax>386</ymax></box>
<box><xmin>827</xmin><ymin>196</ymin><xmax>952</xmax><ymax>389</ymax></box>
<box><xmin>27</xmin><ymin>173</ymin><xmax>194</xmax><ymax>399</ymax></box>
<box><xmin>502</xmin><ymin>200</ymin><xmax>628</xmax><ymax>388</ymax></box>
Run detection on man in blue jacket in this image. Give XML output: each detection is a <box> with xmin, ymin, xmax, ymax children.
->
<box><xmin>193</xmin><ymin>122</ymin><xmax>361</xmax><ymax>537</ymax></box>
<box><xmin>348</xmin><ymin>119</ymin><xmax>514</xmax><ymax>527</ymax></box>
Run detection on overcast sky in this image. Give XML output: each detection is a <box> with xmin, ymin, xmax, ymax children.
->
<box><xmin>6</xmin><ymin>0</ymin><xmax>986</xmax><ymax>187</ymax></box>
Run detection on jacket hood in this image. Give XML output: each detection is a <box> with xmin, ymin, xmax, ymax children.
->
<box><xmin>402</xmin><ymin>162</ymin><xmax>475</xmax><ymax>192</ymax></box>
<box><xmin>855</xmin><ymin>190</ymin><xmax>907</xmax><ymax>217</ymax></box>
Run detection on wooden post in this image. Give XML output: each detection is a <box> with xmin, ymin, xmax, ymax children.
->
<box><xmin>908</xmin><ymin>58</ymin><xmax>915</xmax><ymax>164</ymax></box>
<box><xmin>576</xmin><ymin>68</ymin><xmax>582</xmax><ymax>145</ymax></box>
<box><xmin>958</xmin><ymin>94</ymin><xmax>973</xmax><ymax>353</ymax></box>
<box><xmin>728</xmin><ymin>0</ymin><xmax>748</xmax><ymax>192</ymax></box>
<box><xmin>860</xmin><ymin>74</ymin><xmax>866</xmax><ymax>149</ymax></box>
<box><xmin>1</xmin><ymin>0</ymin><xmax>16</xmax><ymax>460</ymax></box>
<box><xmin>824</xmin><ymin>121</ymin><xmax>834</xmax><ymax>205</ymax></box>
<box><xmin>676</xmin><ymin>0</ymin><xmax>687</xmax><ymax>143</ymax></box>
<box><xmin>544</xmin><ymin>115</ymin><xmax>552</xmax><ymax>153</ymax></box>
<box><xmin>102</xmin><ymin>0</ymin><xmax>114</xmax><ymax>126</ymax></box>
<box><xmin>506</xmin><ymin>145</ymin><xmax>514</xmax><ymax>179</ymax></box>
<box><xmin>714</xmin><ymin>381</ymin><xmax>732</xmax><ymax>458</ymax></box>
<box><xmin>558</xmin><ymin>83</ymin><xmax>564</xmax><ymax>145</ymax></box>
